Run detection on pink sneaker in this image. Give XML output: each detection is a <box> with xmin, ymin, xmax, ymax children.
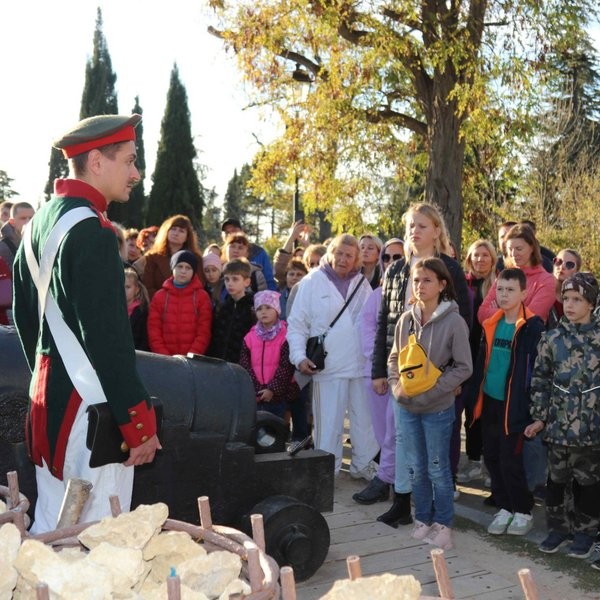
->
<box><xmin>424</xmin><ymin>522</ymin><xmax>454</xmax><ymax>550</ymax></box>
<box><xmin>410</xmin><ymin>520</ymin><xmax>432</xmax><ymax>541</ymax></box>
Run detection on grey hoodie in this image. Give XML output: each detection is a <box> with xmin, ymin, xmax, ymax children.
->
<box><xmin>387</xmin><ymin>300</ymin><xmax>472</xmax><ymax>414</ymax></box>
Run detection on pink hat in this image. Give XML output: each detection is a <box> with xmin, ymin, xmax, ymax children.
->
<box><xmin>254</xmin><ymin>290</ymin><xmax>281</xmax><ymax>315</ymax></box>
<box><xmin>202</xmin><ymin>252</ymin><xmax>223</xmax><ymax>273</ymax></box>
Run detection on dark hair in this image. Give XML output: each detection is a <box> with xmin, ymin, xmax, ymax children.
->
<box><xmin>519</xmin><ymin>219</ymin><xmax>537</xmax><ymax>233</ymax></box>
<box><xmin>225</xmin><ymin>232</ymin><xmax>250</xmax><ymax>247</ymax></box>
<box><xmin>504</xmin><ymin>224</ymin><xmax>542</xmax><ymax>267</ymax></box>
<box><xmin>223</xmin><ymin>257</ymin><xmax>252</xmax><ymax>278</ymax></box>
<box><xmin>10</xmin><ymin>202</ymin><xmax>34</xmax><ymax>217</ymax></box>
<box><xmin>412</xmin><ymin>257</ymin><xmax>457</xmax><ymax>302</ymax></box>
<box><xmin>497</xmin><ymin>267</ymin><xmax>527</xmax><ymax>290</ymax></box>
<box><xmin>286</xmin><ymin>257</ymin><xmax>308</xmax><ymax>275</ymax></box>
<box><xmin>71</xmin><ymin>141</ymin><xmax>128</xmax><ymax>175</ymax></box>
<box><xmin>499</xmin><ymin>220</ymin><xmax>517</xmax><ymax>230</ymax></box>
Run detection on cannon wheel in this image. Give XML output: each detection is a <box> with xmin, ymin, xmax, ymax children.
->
<box><xmin>246</xmin><ymin>495</ymin><xmax>330</xmax><ymax>582</ymax></box>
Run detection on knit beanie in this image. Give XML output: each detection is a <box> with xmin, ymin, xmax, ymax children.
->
<box><xmin>562</xmin><ymin>272</ymin><xmax>599</xmax><ymax>306</ymax></box>
<box><xmin>170</xmin><ymin>250</ymin><xmax>198</xmax><ymax>272</ymax></box>
<box><xmin>254</xmin><ymin>290</ymin><xmax>281</xmax><ymax>315</ymax></box>
<box><xmin>202</xmin><ymin>252</ymin><xmax>223</xmax><ymax>273</ymax></box>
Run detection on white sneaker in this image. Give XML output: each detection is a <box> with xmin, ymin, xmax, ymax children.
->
<box><xmin>487</xmin><ymin>509</ymin><xmax>513</xmax><ymax>535</ymax></box>
<box><xmin>506</xmin><ymin>512</ymin><xmax>533</xmax><ymax>536</ymax></box>
<box><xmin>456</xmin><ymin>460</ymin><xmax>483</xmax><ymax>483</ymax></box>
<box><xmin>349</xmin><ymin>460</ymin><xmax>378</xmax><ymax>482</ymax></box>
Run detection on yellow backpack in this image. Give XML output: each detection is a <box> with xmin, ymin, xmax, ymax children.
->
<box><xmin>398</xmin><ymin>319</ymin><xmax>442</xmax><ymax>397</ymax></box>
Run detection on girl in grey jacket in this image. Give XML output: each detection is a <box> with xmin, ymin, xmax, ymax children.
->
<box><xmin>388</xmin><ymin>257</ymin><xmax>472</xmax><ymax>550</ymax></box>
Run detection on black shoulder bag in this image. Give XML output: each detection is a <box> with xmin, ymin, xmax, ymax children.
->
<box><xmin>305</xmin><ymin>276</ymin><xmax>366</xmax><ymax>370</ymax></box>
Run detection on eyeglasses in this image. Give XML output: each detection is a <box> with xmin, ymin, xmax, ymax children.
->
<box><xmin>382</xmin><ymin>253</ymin><xmax>403</xmax><ymax>262</ymax></box>
<box><xmin>553</xmin><ymin>257</ymin><xmax>576</xmax><ymax>270</ymax></box>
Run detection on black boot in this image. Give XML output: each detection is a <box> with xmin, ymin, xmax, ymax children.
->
<box><xmin>377</xmin><ymin>492</ymin><xmax>413</xmax><ymax>527</ymax></box>
<box><xmin>352</xmin><ymin>476</ymin><xmax>390</xmax><ymax>505</ymax></box>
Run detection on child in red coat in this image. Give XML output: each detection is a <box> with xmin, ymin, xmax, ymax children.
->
<box><xmin>239</xmin><ymin>290</ymin><xmax>299</xmax><ymax>418</ymax></box>
<box><xmin>148</xmin><ymin>250</ymin><xmax>212</xmax><ymax>356</ymax></box>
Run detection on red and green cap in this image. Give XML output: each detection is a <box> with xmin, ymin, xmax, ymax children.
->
<box><xmin>53</xmin><ymin>114</ymin><xmax>142</xmax><ymax>158</ymax></box>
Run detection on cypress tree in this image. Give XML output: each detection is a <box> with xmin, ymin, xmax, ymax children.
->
<box><xmin>125</xmin><ymin>96</ymin><xmax>147</xmax><ymax>228</ymax></box>
<box><xmin>223</xmin><ymin>168</ymin><xmax>244</xmax><ymax>222</ymax></box>
<box><xmin>44</xmin><ymin>7</ymin><xmax>120</xmax><ymax>204</ymax></box>
<box><xmin>80</xmin><ymin>7</ymin><xmax>118</xmax><ymax>119</ymax></box>
<box><xmin>147</xmin><ymin>64</ymin><xmax>204</xmax><ymax>229</ymax></box>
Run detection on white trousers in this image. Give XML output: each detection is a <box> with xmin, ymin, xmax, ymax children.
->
<box><xmin>30</xmin><ymin>402</ymin><xmax>134</xmax><ymax>534</ymax></box>
<box><xmin>312</xmin><ymin>377</ymin><xmax>379</xmax><ymax>474</ymax></box>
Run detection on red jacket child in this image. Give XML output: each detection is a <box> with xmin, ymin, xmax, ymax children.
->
<box><xmin>147</xmin><ymin>250</ymin><xmax>212</xmax><ymax>356</ymax></box>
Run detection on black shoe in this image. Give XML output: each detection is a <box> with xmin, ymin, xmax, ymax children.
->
<box><xmin>376</xmin><ymin>492</ymin><xmax>413</xmax><ymax>528</ymax></box>
<box><xmin>591</xmin><ymin>558</ymin><xmax>600</xmax><ymax>571</ymax></box>
<box><xmin>352</xmin><ymin>476</ymin><xmax>390</xmax><ymax>505</ymax></box>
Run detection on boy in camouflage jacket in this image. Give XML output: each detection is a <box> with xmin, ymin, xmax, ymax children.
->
<box><xmin>526</xmin><ymin>272</ymin><xmax>600</xmax><ymax>560</ymax></box>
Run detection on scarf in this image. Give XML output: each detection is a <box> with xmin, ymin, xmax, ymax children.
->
<box><xmin>255</xmin><ymin>319</ymin><xmax>284</xmax><ymax>342</ymax></box>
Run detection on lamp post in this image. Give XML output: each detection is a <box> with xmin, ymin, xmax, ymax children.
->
<box><xmin>291</xmin><ymin>64</ymin><xmax>312</xmax><ymax>222</ymax></box>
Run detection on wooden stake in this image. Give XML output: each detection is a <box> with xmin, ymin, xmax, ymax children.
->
<box><xmin>431</xmin><ymin>549</ymin><xmax>454</xmax><ymax>599</ymax></box>
<box><xmin>346</xmin><ymin>555</ymin><xmax>362</xmax><ymax>580</ymax></box>
<box><xmin>245</xmin><ymin>541</ymin><xmax>263</xmax><ymax>592</ymax></box>
<box><xmin>518</xmin><ymin>568</ymin><xmax>539</xmax><ymax>600</ymax></box>
<box><xmin>198</xmin><ymin>496</ymin><xmax>212</xmax><ymax>529</ymax></box>
<box><xmin>280</xmin><ymin>565</ymin><xmax>297</xmax><ymax>600</ymax></box>
<box><xmin>250</xmin><ymin>513</ymin><xmax>266</xmax><ymax>552</ymax></box>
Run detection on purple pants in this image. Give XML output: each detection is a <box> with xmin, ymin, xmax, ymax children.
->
<box><xmin>363</xmin><ymin>378</ymin><xmax>395</xmax><ymax>484</ymax></box>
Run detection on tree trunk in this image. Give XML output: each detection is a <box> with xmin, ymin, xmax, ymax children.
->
<box><xmin>425</xmin><ymin>98</ymin><xmax>466</xmax><ymax>255</ymax></box>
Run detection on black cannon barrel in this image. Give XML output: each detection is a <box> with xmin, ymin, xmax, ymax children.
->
<box><xmin>0</xmin><ymin>326</ymin><xmax>257</xmax><ymax>444</ymax></box>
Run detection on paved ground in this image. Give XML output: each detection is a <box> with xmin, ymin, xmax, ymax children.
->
<box><xmin>293</xmin><ymin>447</ymin><xmax>600</xmax><ymax>599</ymax></box>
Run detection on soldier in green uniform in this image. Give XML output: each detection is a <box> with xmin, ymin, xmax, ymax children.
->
<box><xmin>12</xmin><ymin>114</ymin><xmax>161</xmax><ymax>533</ymax></box>
<box><xmin>526</xmin><ymin>272</ymin><xmax>600</xmax><ymax>560</ymax></box>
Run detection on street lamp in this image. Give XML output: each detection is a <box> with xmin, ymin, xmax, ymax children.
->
<box><xmin>291</xmin><ymin>64</ymin><xmax>312</xmax><ymax>222</ymax></box>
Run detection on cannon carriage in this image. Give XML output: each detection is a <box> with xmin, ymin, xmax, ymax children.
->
<box><xmin>0</xmin><ymin>326</ymin><xmax>333</xmax><ymax>580</ymax></box>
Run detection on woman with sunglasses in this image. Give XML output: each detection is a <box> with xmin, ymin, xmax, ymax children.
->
<box><xmin>547</xmin><ymin>249</ymin><xmax>582</xmax><ymax>329</ymax></box>
<box><xmin>353</xmin><ymin>238</ymin><xmax>405</xmax><ymax>508</ymax></box>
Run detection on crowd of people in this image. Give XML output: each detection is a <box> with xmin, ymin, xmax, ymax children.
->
<box><xmin>2</xmin><ymin>116</ymin><xmax>599</xmax><ymax>562</ymax></box>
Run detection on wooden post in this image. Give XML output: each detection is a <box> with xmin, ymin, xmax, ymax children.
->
<box><xmin>245</xmin><ymin>541</ymin><xmax>263</xmax><ymax>592</ymax></box>
<box><xmin>7</xmin><ymin>471</ymin><xmax>20</xmax><ymax>509</ymax></box>
<box><xmin>280</xmin><ymin>565</ymin><xmax>297</xmax><ymax>600</ymax></box>
<box><xmin>109</xmin><ymin>495</ymin><xmax>122</xmax><ymax>517</ymax></box>
<box><xmin>431</xmin><ymin>549</ymin><xmax>454</xmax><ymax>599</ymax></box>
<box><xmin>346</xmin><ymin>555</ymin><xmax>362</xmax><ymax>580</ymax></box>
<box><xmin>250</xmin><ymin>513</ymin><xmax>266</xmax><ymax>552</ymax></box>
<box><xmin>166</xmin><ymin>574</ymin><xmax>181</xmax><ymax>600</ymax></box>
<box><xmin>518</xmin><ymin>568</ymin><xmax>539</xmax><ymax>600</ymax></box>
<box><xmin>198</xmin><ymin>496</ymin><xmax>212</xmax><ymax>529</ymax></box>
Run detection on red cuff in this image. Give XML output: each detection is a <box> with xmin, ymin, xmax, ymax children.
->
<box><xmin>118</xmin><ymin>400</ymin><xmax>157</xmax><ymax>449</ymax></box>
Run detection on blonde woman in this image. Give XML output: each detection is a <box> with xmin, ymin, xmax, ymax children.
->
<box><xmin>371</xmin><ymin>203</ymin><xmax>472</xmax><ymax>524</ymax></box>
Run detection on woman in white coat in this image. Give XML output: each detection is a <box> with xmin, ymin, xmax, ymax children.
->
<box><xmin>287</xmin><ymin>234</ymin><xmax>379</xmax><ymax>478</ymax></box>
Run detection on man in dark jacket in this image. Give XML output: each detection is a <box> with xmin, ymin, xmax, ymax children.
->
<box><xmin>13</xmin><ymin>114</ymin><xmax>160</xmax><ymax>532</ymax></box>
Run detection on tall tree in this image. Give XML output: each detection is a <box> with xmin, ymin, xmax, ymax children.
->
<box><xmin>147</xmin><ymin>64</ymin><xmax>205</xmax><ymax>229</ymax></box>
<box><xmin>117</xmin><ymin>96</ymin><xmax>147</xmax><ymax>227</ymax></box>
<box><xmin>223</xmin><ymin>168</ymin><xmax>244</xmax><ymax>222</ymax></box>
<box><xmin>0</xmin><ymin>170</ymin><xmax>19</xmax><ymax>201</ymax></box>
<box><xmin>201</xmin><ymin>187</ymin><xmax>222</xmax><ymax>244</ymax></box>
<box><xmin>44</xmin><ymin>7</ymin><xmax>119</xmax><ymax>202</ymax></box>
<box><xmin>209</xmin><ymin>0</ymin><xmax>596</xmax><ymax>248</ymax></box>
<box><xmin>80</xmin><ymin>7</ymin><xmax>118</xmax><ymax>119</ymax></box>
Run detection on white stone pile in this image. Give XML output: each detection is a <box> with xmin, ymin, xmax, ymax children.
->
<box><xmin>320</xmin><ymin>573</ymin><xmax>422</xmax><ymax>600</ymax></box>
<box><xmin>0</xmin><ymin>502</ymin><xmax>252</xmax><ymax>600</ymax></box>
